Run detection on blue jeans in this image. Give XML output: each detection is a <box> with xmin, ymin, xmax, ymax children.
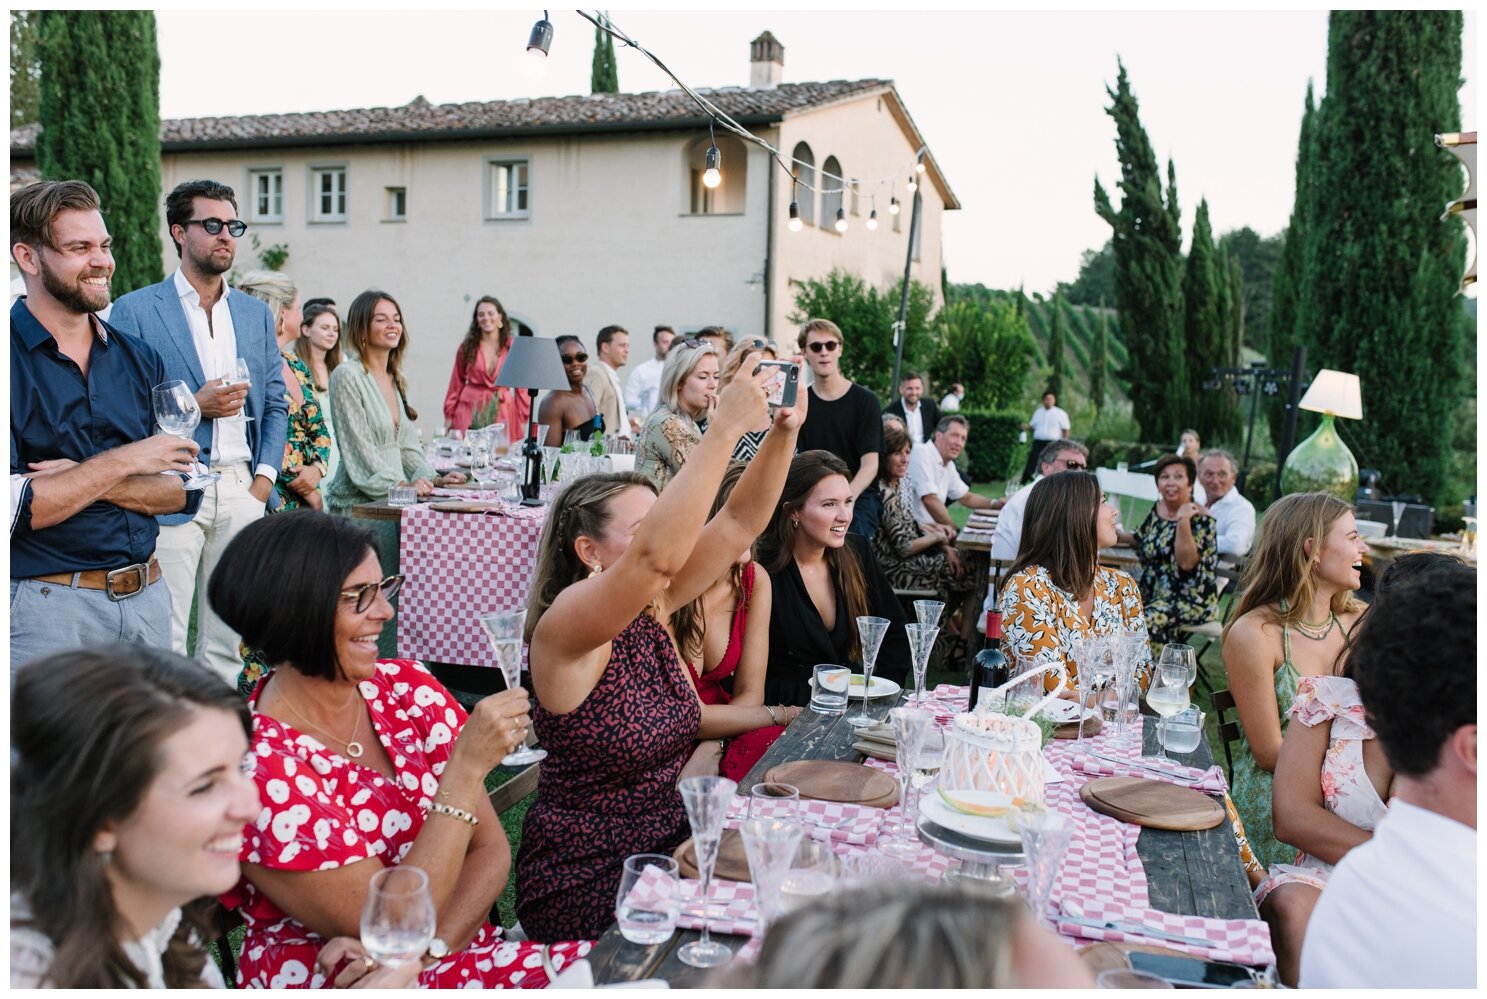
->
<box><xmin>10</xmin><ymin>574</ymin><xmax>173</xmax><ymax>677</ymax></box>
<box><xmin>850</xmin><ymin>485</ymin><xmax>883</xmax><ymax>540</ymax></box>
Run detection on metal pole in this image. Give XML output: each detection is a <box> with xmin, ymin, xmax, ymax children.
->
<box><xmin>1274</xmin><ymin>345</ymin><xmax>1307</xmax><ymax>502</ymax></box>
<box><xmin>1239</xmin><ymin>372</ymin><xmax>1261</xmax><ymax>494</ymax></box>
<box><xmin>889</xmin><ymin>187</ymin><xmax>924</xmax><ymax>403</ymax></box>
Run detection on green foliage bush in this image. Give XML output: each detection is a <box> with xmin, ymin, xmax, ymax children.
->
<box><xmin>930</xmin><ymin>299</ymin><xmax>1038</xmax><ymax>412</ymax></box>
<box><xmin>1243</xmin><ymin>462</ymin><xmax>1278</xmax><ymax>512</ymax></box>
<box><xmin>789</xmin><ymin>270</ymin><xmax>937</xmax><ymax>400</ymax></box>
<box><xmin>959</xmin><ymin>410</ymin><xmax>1024</xmax><ymax>483</ymax></box>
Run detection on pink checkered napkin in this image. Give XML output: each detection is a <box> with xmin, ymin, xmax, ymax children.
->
<box><xmin>726</xmin><ymin>795</ymin><xmax>886</xmax><ymax>846</ymax></box>
<box><xmin>628</xmin><ymin>863</ymin><xmax>760</xmax><ymax>937</ymax></box>
<box><xmin>1067</xmin><ymin>751</ymin><xmax>1229</xmax><ymax>793</ymax></box>
<box><xmin>1054</xmin><ymin>897</ymin><xmax>1276</xmax><ymax>967</ymax></box>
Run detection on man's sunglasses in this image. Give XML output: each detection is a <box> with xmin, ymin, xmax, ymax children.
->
<box><xmin>339</xmin><ymin>575</ymin><xmax>404</xmax><ymax>613</ymax></box>
<box><xmin>806</xmin><ymin>340</ymin><xmax>841</xmax><ymax>354</ymax></box>
<box><xmin>181</xmin><ymin>217</ymin><xmax>248</xmax><ymax>237</ymax></box>
<box><xmin>561</xmin><ymin>352</ymin><xmax>589</xmax><ymax>364</ymax></box>
<box><xmin>1061</xmin><ymin>459</ymin><xmax>1088</xmax><ymax>470</ymax></box>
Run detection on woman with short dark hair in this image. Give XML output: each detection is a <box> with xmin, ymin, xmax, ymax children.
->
<box><xmin>1133</xmin><ymin>453</ymin><xmax>1218</xmax><ymax>643</ymax></box>
<box><xmin>209</xmin><ymin>510</ymin><xmax>589</xmax><ymax>988</ymax></box>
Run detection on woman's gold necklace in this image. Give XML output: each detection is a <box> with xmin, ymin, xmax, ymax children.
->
<box><xmin>278</xmin><ymin>686</ymin><xmax>366</xmax><ymax>758</ymax></box>
<box><xmin>1294</xmin><ymin>612</ymin><xmax>1336</xmax><ymax>642</ymax></box>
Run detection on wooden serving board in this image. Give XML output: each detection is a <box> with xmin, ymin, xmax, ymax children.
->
<box><xmin>1079</xmin><ymin>776</ymin><xmax>1225</xmax><ymax>831</ymax></box>
<box><xmin>1054</xmin><ymin>715</ymin><xmax>1103</xmax><ymax>740</ymax></box>
<box><xmin>764</xmin><ymin>760</ymin><xmax>899</xmax><ymax>808</ymax></box>
<box><xmin>674</xmin><ymin>828</ymin><xmax>752</xmax><ymax>882</ymax></box>
<box><xmin>428</xmin><ymin>500</ymin><xmax>502</xmax><ymax>513</ymax></box>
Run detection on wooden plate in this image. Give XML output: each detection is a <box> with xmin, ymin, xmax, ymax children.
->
<box><xmin>673</xmin><ymin>828</ymin><xmax>752</xmax><ymax>882</ymax></box>
<box><xmin>1054</xmin><ymin>715</ymin><xmax>1103</xmax><ymax>740</ymax></box>
<box><xmin>1079</xmin><ymin>776</ymin><xmax>1225</xmax><ymax>831</ymax></box>
<box><xmin>764</xmin><ymin>760</ymin><xmax>898</xmax><ymax>807</ymax></box>
<box><xmin>428</xmin><ymin>500</ymin><xmax>502</xmax><ymax>513</ymax></box>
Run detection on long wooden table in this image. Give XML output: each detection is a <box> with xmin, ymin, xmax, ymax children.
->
<box><xmin>586</xmin><ymin>690</ymin><xmax>1257</xmax><ymax>986</ymax></box>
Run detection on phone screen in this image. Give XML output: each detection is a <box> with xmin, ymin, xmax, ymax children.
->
<box><xmin>1127</xmin><ymin>952</ymin><xmax>1257</xmax><ymax>988</ymax></box>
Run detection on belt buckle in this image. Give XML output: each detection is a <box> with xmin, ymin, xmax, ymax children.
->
<box><xmin>106</xmin><ymin>563</ymin><xmax>148</xmax><ymax>601</ymax></box>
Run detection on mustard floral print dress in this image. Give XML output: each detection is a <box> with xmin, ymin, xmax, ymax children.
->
<box><xmin>998</xmin><ymin>564</ymin><xmax>1153</xmax><ymax>686</ymax></box>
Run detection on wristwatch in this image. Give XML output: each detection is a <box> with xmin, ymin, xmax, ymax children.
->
<box><xmin>424</xmin><ymin>938</ymin><xmax>449</xmax><ymax>965</ymax></box>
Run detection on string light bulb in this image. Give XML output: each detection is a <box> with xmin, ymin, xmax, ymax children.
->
<box><xmin>788</xmin><ymin>201</ymin><xmax>803</xmax><ymax>232</ymax></box>
<box><xmin>523</xmin><ymin>11</ymin><xmax>553</xmax><ymax>81</ymax></box>
<box><xmin>834</xmin><ymin>207</ymin><xmax>848</xmax><ymax>233</ymax></box>
<box><xmin>867</xmin><ymin>209</ymin><xmax>878</xmax><ymax>230</ymax></box>
<box><xmin>889</xmin><ymin>197</ymin><xmax>900</xmax><ymax>215</ymax></box>
<box><xmin>906</xmin><ymin>174</ymin><xmax>917</xmax><ymax>193</ymax></box>
<box><xmin>915</xmin><ymin>153</ymin><xmax>926</xmax><ymax>175</ymax></box>
<box><xmin>702</xmin><ymin>146</ymin><xmax>722</xmax><ymax>188</ymax></box>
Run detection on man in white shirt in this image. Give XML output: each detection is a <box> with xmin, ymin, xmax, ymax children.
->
<box><xmin>939</xmin><ymin>382</ymin><xmax>965</xmax><ymax>413</ymax></box>
<box><xmin>1300</xmin><ymin>562</ymin><xmax>1476</xmax><ymax>988</ymax></box>
<box><xmin>1196</xmin><ymin>449</ymin><xmax>1255</xmax><ymax>560</ymax></box>
<box><xmin>108</xmin><ymin>179</ymin><xmax>287</xmax><ymax>686</ymax></box>
<box><xmin>907</xmin><ymin>415</ymin><xmax>1002</xmax><ymax>536</ymax></box>
<box><xmin>624</xmin><ymin>324</ymin><xmax>674</xmax><ymax>423</ymax></box>
<box><xmin>583</xmin><ymin>324</ymin><xmax>635</xmax><ymax>437</ymax></box>
<box><xmin>978</xmin><ymin>439</ymin><xmax>1089</xmax><ymax>634</ymax></box>
<box><xmin>1019</xmin><ymin>391</ymin><xmax>1071</xmax><ymax>481</ymax></box>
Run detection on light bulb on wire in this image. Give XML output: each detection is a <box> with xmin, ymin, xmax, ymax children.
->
<box><xmin>523</xmin><ymin>11</ymin><xmax>553</xmax><ymax>81</ymax></box>
<box><xmin>702</xmin><ymin>146</ymin><xmax>722</xmax><ymax>189</ymax></box>
<box><xmin>834</xmin><ymin>207</ymin><xmax>848</xmax><ymax>233</ymax></box>
<box><xmin>788</xmin><ymin>201</ymin><xmax>803</xmax><ymax>232</ymax></box>
<box><xmin>906</xmin><ymin>174</ymin><xmax>917</xmax><ymax>193</ymax></box>
<box><xmin>867</xmin><ymin>209</ymin><xmax>878</xmax><ymax>230</ymax></box>
<box><xmin>889</xmin><ymin>197</ymin><xmax>900</xmax><ymax>215</ymax></box>
<box><xmin>915</xmin><ymin>154</ymin><xmax>926</xmax><ymax>175</ymax></box>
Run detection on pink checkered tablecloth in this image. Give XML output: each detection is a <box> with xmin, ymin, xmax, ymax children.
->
<box><xmin>396</xmin><ymin>504</ymin><xmax>547</xmax><ymax>669</ymax></box>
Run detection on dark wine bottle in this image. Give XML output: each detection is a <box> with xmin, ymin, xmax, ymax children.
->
<box><xmin>521</xmin><ymin>420</ymin><xmax>542</xmax><ymax>504</ymax></box>
<box><xmin>968</xmin><ymin>610</ymin><xmax>1011</xmax><ymax>711</ymax></box>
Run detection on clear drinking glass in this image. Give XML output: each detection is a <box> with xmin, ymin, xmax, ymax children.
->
<box><xmin>748</xmin><ymin>782</ymin><xmax>801</xmax><ymax>822</ymax></box>
<box><xmin>738</xmin><ymin>818</ymin><xmax>803</xmax><ymax>930</ymax></box>
<box><xmin>881</xmin><ymin>707</ymin><xmax>935</xmax><ymax>859</ymax></box>
<box><xmin>360</xmin><ymin>866</ymin><xmax>436</xmax><ymax>969</ymax></box>
<box><xmin>846</xmin><ymin>616</ymin><xmax>891</xmax><ymax>729</ymax></box>
<box><xmin>809</xmin><ymin>665</ymin><xmax>850</xmax><ymax>715</ymax></box>
<box><xmin>1016</xmin><ymin>807</ymin><xmax>1074</xmax><ymax>928</ymax></box>
<box><xmin>777</xmin><ymin>838</ymin><xmax>840</xmax><ymax>915</ymax></box>
<box><xmin>615</xmin><ymin>854</ymin><xmax>681</xmax><ymax>944</ymax></box>
<box><xmin>477</xmin><ymin>607</ymin><xmax>547</xmax><ymax>765</ymax></box>
<box><xmin>1071</xmin><ymin>636</ymin><xmax>1110</xmax><ymax>745</ymax></box>
<box><xmin>905</xmin><ymin>623</ymin><xmax>939</xmax><ymax>705</ymax></box>
<box><xmin>912</xmin><ymin>599</ymin><xmax>944</xmax><ymax>629</ymax></box>
<box><xmin>488</xmin><ymin>422</ymin><xmax>510</xmax><ymax>459</ymax></box>
<box><xmin>677</xmin><ymin>776</ymin><xmax>737</xmax><ymax>968</ymax></box>
<box><xmin>1111</xmin><ymin>630</ymin><xmax>1148</xmax><ymax>746</ymax></box>
<box><xmin>1160</xmin><ymin>643</ymin><xmax>1198</xmax><ymax>689</ymax></box>
<box><xmin>1161</xmin><ymin>706</ymin><xmax>1205</xmax><ymax>757</ymax></box>
<box><xmin>152</xmin><ymin>380</ymin><xmax>219</xmax><ymax>488</ymax></box>
<box><xmin>1146</xmin><ymin>663</ymin><xmax>1192</xmax><ymax>763</ymax></box>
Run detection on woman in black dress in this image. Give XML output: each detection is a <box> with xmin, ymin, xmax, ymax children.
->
<box><xmin>758</xmin><ymin>450</ymin><xmax>911</xmax><ymax>706</ymax></box>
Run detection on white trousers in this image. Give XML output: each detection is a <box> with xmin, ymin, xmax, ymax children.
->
<box><xmin>156</xmin><ymin>462</ymin><xmax>265</xmax><ymax>686</ymax></box>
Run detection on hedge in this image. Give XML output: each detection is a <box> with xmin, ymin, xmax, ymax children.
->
<box><xmin>959</xmin><ymin>409</ymin><xmax>1024</xmax><ymax>483</ymax></box>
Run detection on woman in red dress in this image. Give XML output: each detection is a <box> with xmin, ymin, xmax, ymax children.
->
<box><xmin>443</xmin><ymin>296</ymin><xmax>530</xmax><ymax>433</ymax></box>
<box><xmin>671</xmin><ymin>462</ymin><xmax>801</xmax><ymax>782</ymax></box>
<box><xmin>210</xmin><ymin>510</ymin><xmax>588</xmax><ymax>988</ymax></box>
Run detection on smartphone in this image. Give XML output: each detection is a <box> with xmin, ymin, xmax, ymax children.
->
<box><xmin>756</xmin><ymin>360</ymin><xmax>800</xmax><ymax>409</ymax></box>
<box><xmin>1127</xmin><ymin>951</ymin><xmax>1258</xmax><ymax>988</ymax></box>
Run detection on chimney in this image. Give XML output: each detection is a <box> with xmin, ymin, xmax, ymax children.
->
<box><xmin>750</xmin><ymin>31</ymin><xmax>784</xmax><ymax>90</ymax></box>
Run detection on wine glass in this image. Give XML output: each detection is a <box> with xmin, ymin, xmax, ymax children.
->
<box><xmin>488</xmin><ymin>422</ymin><xmax>510</xmax><ymax>459</ymax></box>
<box><xmin>1160</xmin><ymin>643</ymin><xmax>1198</xmax><ymax>689</ymax></box>
<box><xmin>477</xmin><ymin>607</ymin><xmax>547</xmax><ymax>765</ymax></box>
<box><xmin>905</xmin><ymin>623</ymin><xmax>939</xmax><ymax>706</ymax></box>
<box><xmin>152</xmin><ymin>380</ymin><xmax>219</xmax><ymax>488</ymax></box>
<box><xmin>677</xmin><ymin>776</ymin><xmax>737</xmax><ymax>968</ymax></box>
<box><xmin>1145</xmin><ymin>663</ymin><xmax>1191</xmax><ymax>763</ymax></box>
<box><xmin>912</xmin><ymin>599</ymin><xmax>944</xmax><ymax>629</ymax></box>
<box><xmin>223</xmin><ymin>357</ymin><xmax>254</xmax><ymax>422</ymax></box>
<box><xmin>1016</xmin><ymin>807</ymin><xmax>1073</xmax><ymax>929</ymax></box>
<box><xmin>360</xmin><ymin>866</ymin><xmax>436</xmax><ymax>970</ymax></box>
<box><xmin>468</xmin><ymin>434</ymin><xmax>496</xmax><ymax>489</ymax></box>
<box><xmin>845</xmin><ymin>616</ymin><xmax>891</xmax><ymax>729</ymax></box>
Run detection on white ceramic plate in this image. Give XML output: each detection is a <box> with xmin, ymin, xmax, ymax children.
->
<box><xmin>812</xmin><ymin>674</ymin><xmax>902</xmax><ymax>700</ymax></box>
<box><xmin>919</xmin><ymin>791</ymin><xmax>1022</xmax><ymax>844</ymax></box>
<box><xmin>1038</xmin><ymin>700</ymin><xmax>1099</xmax><ymax>724</ymax></box>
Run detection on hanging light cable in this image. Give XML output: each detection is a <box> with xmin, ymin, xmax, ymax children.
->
<box><xmin>702</xmin><ymin>119</ymin><xmax>722</xmax><ymax>189</ymax></box>
<box><xmin>523</xmin><ymin>10</ymin><xmax>553</xmax><ymax>81</ymax></box>
<box><xmin>867</xmin><ymin>193</ymin><xmax>878</xmax><ymax>230</ymax></box>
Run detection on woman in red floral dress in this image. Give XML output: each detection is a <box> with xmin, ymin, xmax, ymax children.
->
<box><xmin>211</xmin><ymin>510</ymin><xmax>589</xmax><ymax>988</ymax></box>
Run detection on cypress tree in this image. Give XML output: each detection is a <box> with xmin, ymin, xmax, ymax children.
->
<box><xmin>1184</xmin><ymin>200</ymin><xmax>1240</xmax><ymax>442</ymax></box>
<box><xmin>591</xmin><ymin>16</ymin><xmax>619</xmax><ymax>93</ymax></box>
<box><xmin>1267</xmin><ymin>86</ymin><xmax>1317</xmax><ymax>449</ymax></box>
<box><xmin>1046</xmin><ymin>291</ymin><xmax>1066</xmax><ymax>396</ymax></box>
<box><xmin>1294</xmin><ymin>12</ymin><xmax>1465</xmax><ymax>502</ymax></box>
<box><xmin>35</xmin><ymin>10</ymin><xmax>162</xmax><ymax>293</ymax></box>
<box><xmin>1094</xmin><ymin>60</ymin><xmax>1187</xmax><ymax>442</ymax></box>
<box><xmin>1227</xmin><ymin>254</ymin><xmax>1245</xmax><ymax>368</ymax></box>
<box><xmin>10</xmin><ymin>12</ymin><xmax>40</xmax><ymax>127</ymax></box>
<box><xmin>1090</xmin><ymin>297</ymin><xmax>1109</xmax><ymax>410</ymax></box>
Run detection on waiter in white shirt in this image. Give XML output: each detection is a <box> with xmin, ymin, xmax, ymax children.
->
<box><xmin>1196</xmin><ymin>449</ymin><xmax>1255</xmax><ymax>560</ymax></box>
<box><xmin>1300</xmin><ymin>563</ymin><xmax>1475</xmax><ymax>989</ymax></box>
<box><xmin>623</xmin><ymin>324</ymin><xmax>674</xmax><ymax>424</ymax></box>
<box><xmin>584</xmin><ymin>324</ymin><xmax>636</xmax><ymax>437</ymax></box>
<box><xmin>1019</xmin><ymin>390</ymin><xmax>1070</xmax><ymax>481</ymax></box>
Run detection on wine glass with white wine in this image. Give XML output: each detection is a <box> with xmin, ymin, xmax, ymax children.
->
<box><xmin>477</xmin><ymin>607</ymin><xmax>547</xmax><ymax>766</ymax></box>
<box><xmin>360</xmin><ymin>866</ymin><xmax>436</xmax><ymax>972</ymax></box>
<box><xmin>152</xmin><ymin>380</ymin><xmax>219</xmax><ymax>488</ymax></box>
<box><xmin>1145</xmin><ymin>662</ymin><xmax>1191</xmax><ymax>763</ymax></box>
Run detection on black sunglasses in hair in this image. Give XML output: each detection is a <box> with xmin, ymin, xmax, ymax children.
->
<box><xmin>560</xmin><ymin>351</ymin><xmax>589</xmax><ymax>364</ymax></box>
<box><xmin>182</xmin><ymin>217</ymin><xmax>247</xmax><ymax>237</ymax></box>
<box><xmin>749</xmin><ymin>338</ymin><xmax>779</xmax><ymax>351</ymax></box>
<box><xmin>339</xmin><ymin>575</ymin><xmax>404</xmax><ymax>614</ymax></box>
<box><xmin>806</xmin><ymin>340</ymin><xmax>841</xmax><ymax>353</ymax></box>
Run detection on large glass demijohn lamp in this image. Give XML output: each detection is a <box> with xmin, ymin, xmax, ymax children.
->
<box><xmin>1279</xmin><ymin>370</ymin><xmax>1362</xmax><ymax>501</ymax></box>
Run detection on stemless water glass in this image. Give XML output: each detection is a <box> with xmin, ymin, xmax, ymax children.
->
<box><xmin>1016</xmin><ymin>807</ymin><xmax>1073</xmax><ymax>929</ymax></box>
<box><xmin>1146</xmin><ymin>663</ymin><xmax>1192</xmax><ymax>762</ymax></box>
<box><xmin>677</xmin><ymin>776</ymin><xmax>737</xmax><ymax>968</ymax></box>
<box><xmin>615</xmin><ymin>854</ymin><xmax>681</xmax><ymax>945</ymax></box>
<box><xmin>152</xmin><ymin>380</ymin><xmax>219</xmax><ymax>488</ymax></box>
<box><xmin>810</xmin><ymin>665</ymin><xmax>850</xmax><ymax>716</ymax></box>
<box><xmin>1161</xmin><ymin>706</ymin><xmax>1205</xmax><ymax>757</ymax></box>
<box><xmin>846</xmin><ymin>616</ymin><xmax>891</xmax><ymax>730</ymax></box>
<box><xmin>360</xmin><ymin>866</ymin><xmax>436</xmax><ymax>969</ymax></box>
<box><xmin>777</xmin><ymin>839</ymin><xmax>840</xmax><ymax>915</ymax></box>
<box><xmin>905</xmin><ymin>623</ymin><xmax>939</xmax><ymax>705</ymax></box>
<box><xmin>912</xmin><ymin>599</ymin><xmax>944</xmax><ymax>629</ymax></box>
<box><xmin>881</xmin><ymin>706</ymin><xmax>935</xmax><ymax>859</ymax></box>
<box><xmin>477</xmin><ymin>607</ymin><xmax>547</xmax><ymax>766</ymax></box>
<box><xmin>739</xmin><ymin>818</ymin><xmax>803</xmax><ymax>930</ymax></box>
<box><xmin>748</xmin><ymin>782</ymin><xmax>801</xmax><ymax>822</ymax></box>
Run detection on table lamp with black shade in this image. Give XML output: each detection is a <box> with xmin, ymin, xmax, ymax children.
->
<box><xmin>495</xmin><ymin>336</ymin><xmax>571</xmax><ymax>505</ymax></box>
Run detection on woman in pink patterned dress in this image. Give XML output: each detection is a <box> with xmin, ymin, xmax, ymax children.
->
<box><xmin>210</xmin><ymin>510</ymin><xmax>590</xmax><ymax>988</ymax></box>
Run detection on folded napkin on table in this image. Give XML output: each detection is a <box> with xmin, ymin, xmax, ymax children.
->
<box><xmin>1068</xmin><ymin>751</ymin><xmax>1228</xmax><ymax>793</ymax></box>
<box><xmin>1054</xmin><ymin>897</ymin><xmax>1275</xmax><ymax>967</ymax></box>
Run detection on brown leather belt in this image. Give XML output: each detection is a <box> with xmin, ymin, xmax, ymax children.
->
<box><xmin>31</xmin><ymin>557</ymin><xmax>163</xmax><ymax>601</ymax></box>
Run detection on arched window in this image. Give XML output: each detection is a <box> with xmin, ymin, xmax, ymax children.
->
<box><xmin>791</xmin><ymin>142</ymin><xmax>815</xmax><ymax>226</ymax></box>
<box><xmin>685</xmin><ymin>133</ymin><xmax>748</xmax><ymax>215</ymax></box>
<box><xmin>820</xmin><ymin>156</ymin><xmax>843</xmax><ymax>230</ymax></box>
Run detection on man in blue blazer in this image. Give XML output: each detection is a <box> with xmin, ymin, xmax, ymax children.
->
<box><xmin>109</xmin><ymin>179</ymin><xmax>287</xmax><ymax>686</ymax></box>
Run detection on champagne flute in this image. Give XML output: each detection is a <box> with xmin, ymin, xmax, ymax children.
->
<box><xmin>1145</xmin><ymin>663</ymin><xmax>1191</xmax><ymax>762</ymax></box>
<box><xmin>739</xmin><ymin>819</ymin><xmax>804</xmax><ymax>930</ymax></box>
<box><xmin>477</xmin><ymin>607</ymin><xmax>547</xmax><ymax>765</ymax></box>
<box><xmin>880</xmin><ymin>706</ymin><xmax>934</xmax><ymax>859</ymax></box>
<box><xmin>1016</xmin><ymin>808</ymin><xmax>1074</xmax><ymax>929</ymax></box>
<box><xmin>221</xmin><ymin>357</ymin><xmax>254</xmax><ymax>422</ymax></box>
<box><xmin>912</xmin><ymin>599</ymin><xmax>944</xmax><ymax>629</ymax></box>
<box><xmin>905</xmin><ymin>623</ymin><xmax>938</xmax><ymax>706</ymax></box>
<box><xmin>360</xmin><ymin>866</ymin><xmax>436</xmax><ymax>970</ymax></box>
<box><xmin>1112</xmin><ymin>630</ymin><xmax>1148</xmax><ymax>746</ymax></box>
<box><xmin>1071</xmin><ymin>636</ymin><xmax>1110</xmax><ymax>746</ymax></box>
<box><xmin>152</xmin><ymin>380</ymin><xmax>219</xmax><ymax>488</ymax></box>
<box><xmin>677</xmin><ymin>776</ymin><xmax>737</xmax><ymax>968</ymax></box>
<box><xmin>845</xmin><ymin>616</ymin><xmax>891</xmax><ymax>729</ymax></box>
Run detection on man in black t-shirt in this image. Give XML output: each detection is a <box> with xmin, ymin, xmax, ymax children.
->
<box><xmin>794</xmin><ymin>318</ymin><xmax>885</xmax><ymax>538</ymax></box>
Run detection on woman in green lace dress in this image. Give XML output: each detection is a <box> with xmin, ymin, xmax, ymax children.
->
<box><xmin>1220</xmin><ymin>493</ymin><xmax>1368</xmax><ymax>871</ymax></box>
<box><xmin>1132</xmin><ymin>454</ymin><xmax>1218</xmax><ymax>643</ymax></box>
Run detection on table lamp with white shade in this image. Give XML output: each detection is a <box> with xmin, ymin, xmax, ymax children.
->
<box><xmin>1279</xmin><ymin>369</ymin><xmax>1362</xmax><ymax>501</ymax></box>
<box><xmin>495</xmin><ymin>336</ymin><xmax>571</xmax><ymax>504</ymax></box>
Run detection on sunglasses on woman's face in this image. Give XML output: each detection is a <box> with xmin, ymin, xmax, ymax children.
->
<box><xmin>339</xmin><ymin>575</ymin><xmax>404</xmax><ymax>613</ymax></box>
<box><xmin>806</xmin><ymin>340</ymin><xmax>841</xmax><ymax>354</ymax></box>
<box><xmin>561</xmin><ymin>352</ymin><xmax>589</xmax><ymax>364</ymax></box>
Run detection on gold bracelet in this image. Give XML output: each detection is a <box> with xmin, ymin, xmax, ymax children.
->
<box><xmin>428</xmin><ymin>802</ymin><xmax>479</xmax><ymax>827</ymax></box>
